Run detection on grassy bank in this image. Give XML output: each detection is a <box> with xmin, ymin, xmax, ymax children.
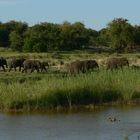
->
<box><xmin>0</xmin><ymin>50</ymin><xmax>140</xmax><ymax>64</ymax></box>
<box><xmin>0</xmin><ymin>68</ymin><xmax>140</xmax><ymax>111</ymax></box>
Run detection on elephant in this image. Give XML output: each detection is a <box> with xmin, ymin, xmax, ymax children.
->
<box><xmin>22</xmin><ymin>59</ymin><xmax>41</xmax><ymax>73</ymax></box>
<box><xmin>84</xmin><ymin>60</ymin><xmax>99</xmax><ymax>72</ymax></box>
<box><xmin>9</xmin><ymin>57</ymin><xmax>26</xmax><ymax>72</ymax></box>
<box><xmin>0</xmin><ymin>57</ymin><xmax>8</xmax><ymax>72</ymax></box>
<box><xmin>67</xmin><ymin>60</ymin><xmax>83</xmax><ymax>73</ymax></box>
<box><xmin>67</xmin><ymin>60</ymin><xmax>99</xmax><ymax>73</ymax></box>
<box><xmin>106</xmin><ymin>57</ymin><xmax>129</xmax><ymax>70</ymax></box>
<box><xmin>40</xmin><ymin>61</ymin><xmax>49</xmax><ymax>72</ymax></box>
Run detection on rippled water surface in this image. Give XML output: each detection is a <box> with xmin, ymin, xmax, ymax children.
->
<box><xmin>0</xmin><ymin>106</ymin><xmax>140</xmax><ymax>140</ymax></box>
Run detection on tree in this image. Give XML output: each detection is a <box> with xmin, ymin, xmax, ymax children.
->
<box><xmin>9</xmin><ymin>31</ymin><xmax>23</xmax><ymax>51</ymax></box>
<box><xmin>86</xmin><ymin>28</ymin><xmax>99</xmax><ymax>46</ymax></box>
<box><xmin>107</xmin><ymin>18</ymin><xmax>135</xmax><ymax>51</ymax></box>
<box><xmin>23</xmin><ymin>23</ymin><xmax>61</xmax><ymax>52</ymax></box>
<box><xmin>23</xmin><ymin>21</ymin><xmax>89</xmax><ymax>52</ymax></box>
<box><xmin>23</xmin><ymin>25</ymin><xmax>47</xmax><ymax>52</ymax></box>
<box><xmin>8</xmin><ymin>21</ymin><xmax>28</xmax><ymax>51</ymax></box>
<box><xmin>59</xmin><ymin>22</ymin><xmax>89</xmax><ymax>50</ymax></box>
<box><xmin>0</xmin><ymin>27</ymin><xmax>9</xmax><ymax>47</ymax></box>
<box><xmin>134</xmin><ymin>26</ymin><xmax>140</xmax><ymax>45</ymax></box>
<box><xmin>96</xmin><ymin>28</ymin><xmax>110</xmax><ymax>46</ymax></box>
<box><xmin>0</xmin><ymin>21</ymin><xmax>28</xmax><ymax>48</ymax></box>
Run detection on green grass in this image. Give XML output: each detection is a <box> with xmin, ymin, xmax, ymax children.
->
<box><xmin>0</xmin><ymin>68</ymin><xmax>140</xmax><ymax>111</ymax></box>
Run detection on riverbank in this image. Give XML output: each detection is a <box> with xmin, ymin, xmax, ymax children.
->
<box><xmin>0</xmin><ymin>69</ymin><xmax>140</xmax><ymax>112</ymax></box>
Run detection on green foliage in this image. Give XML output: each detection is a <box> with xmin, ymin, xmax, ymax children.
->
<box><xmin>0</xmin><ymin>26</ymin><xmax>9</xmax><ymax>47</ymax></box>
<box><xmin>59</xmin><ymin>22</ymin><xmax>89</xmax><ymax>50</ymax></box>
<box><xmin>23</xmin><ymin>22</ymin><xmax>89</xmax><ymax>52</ymax></box>
<box><xmin>9</xmin><ymin>31</ymin><xmax>23</xmax><ymax>51</ymax></box>
<box><xmin>23</xmin><ymin>23</ymin><xmax>61</xmax><ymax>52</ymax></box>
<box><xmin>107</xmin><ymin>18</ymin><xmax>135</xmax><ymax>51</ymax></box>
<box><xmin>0</xmin><ymin>21</ymin><xmax>28</xmax><ymax>48</ymax></box>
<box><xmin>0</xmin><ymin>18</ymin><xmax>140</xmax><ymax>52</ymax></box>
<box><xmin>134</xmin><ymin>26</ymin><xmax>140</xmax><ymax>46</ymax></box>
<box><xmin>96</xmin><ymin>28</ymin><xmax>110</xmax><ymax>46</ymax></box>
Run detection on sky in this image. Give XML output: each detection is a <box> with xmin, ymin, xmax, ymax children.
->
<box><xmin>0</xmin><ymin>0</ymin><xmax>140</xmax><ymax>30</ymax></box>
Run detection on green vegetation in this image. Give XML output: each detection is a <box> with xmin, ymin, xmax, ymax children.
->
<box><xmin>0</xmin><ymin>50</ymin><xmax>139</xmax><ymax>111</ymax></box>
<box><xmin>0</xmin><ymin>18</ymin><xmax>140</xmax><ymax>52</ymax></box>
<box><xmin>0</xmin><ymin>68</ymin><xmax>139</xmax><ymax>111</ymax></box>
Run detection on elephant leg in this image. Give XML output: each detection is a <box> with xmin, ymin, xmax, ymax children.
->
<box><xmin>40</xmin><ymin>68</ymin><xmax>43</xmax><ymax>72</ymax></box>
<box><xmin>14</xmin><ymin>67</ymin><xmax>17</xmax><ymax>71</ymax></box>
<box><xmin>22</xmin><ymin>67</ymin><xmax>27</xmax><ymax>73</ymax></box>
<box><xmin>25</xmin><ymin>68</ymin><xmax>27</xmax><ymax>73</ymax></box>
<box><xmin>41</xmin><ymin>66</ymin><xmax>46</xmax><ymax>72</ymax></box>
<box><xmin>43</xmin><ymin>66</ymin><xmax>47</xmax><ymax>72</ymax></box>
<box><xmin>19</xmin><ymin>66</ymin><xmax>21</xmax><ymax>71</ymax></box>
<box><xmin>9</xmin><ymin>66</ymin><xmax>13</xmax><ymax>72</ymax></box>
<box><xmin>22</xmin><ymin>69</ymin><xmax>24</xmax><ymax>73</ymax></box>
<box><xmin>36</xmin><ymin>67</ymin><xmax>40</xmax><ymax>73</ymax></box>
<box><xmin>31</xmin><ymin>68</ymin><xmax>35</xmax><ymax>73</ymax></box>
<box><xmin>2</xmin><ymin>65</ymin><xmax>6</xmax><ymax>72</ymax></box>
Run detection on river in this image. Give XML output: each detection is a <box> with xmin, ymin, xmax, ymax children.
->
<box><xmin>0</xmin><ymin>106</ymin><xmax>140</xmax><ymax>140</ymax></box>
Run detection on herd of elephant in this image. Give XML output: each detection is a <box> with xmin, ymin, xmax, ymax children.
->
<box><xmin>0</xmin><ymin>57</ymin><xmax>49</xmax><ymax>73</ymax></box>
<box><xmin>0</xmin><ymin>56</ymin><xmax>130</xmax><ymax>73</ymax></box>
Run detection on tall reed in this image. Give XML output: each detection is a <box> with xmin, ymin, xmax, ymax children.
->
<box><xmin>0</xmin><ymin>69</ymin><xmax>139</xmax><ymax>111</ymax></box>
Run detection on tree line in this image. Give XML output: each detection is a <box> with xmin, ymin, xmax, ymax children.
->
<box><xmin>0</xmin><ymin>18</ymin><xmax>140</xmax><ymax>52</ymax></box>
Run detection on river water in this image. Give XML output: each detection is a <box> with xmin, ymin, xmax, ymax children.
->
<box><xmin>0</xmin><ymin>106</ymin><xmax>140</xmax><ymax>140</ymax></box>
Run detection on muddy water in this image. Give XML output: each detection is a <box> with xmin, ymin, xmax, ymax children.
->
<box><xmin>0</xmin><ymin>106</ymin><xmax>140</xmax><ymax>140</ymax></box>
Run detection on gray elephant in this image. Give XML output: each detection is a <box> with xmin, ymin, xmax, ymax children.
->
<box><xmin>22</xmin><ymin>59</ymin><xmax>41</xmax><ymax>73</ymax></box>
<box><xmin>67</xmin><ymin>60</ymin><xmax>83</xmax><ymax>73</ymax></box>
<box><xmin>40</xmin><ymin>61</ymin><xmax>49</xmax><ymax>72</ymax></box>
<box><xmin>9</xmin><ymin>57</ymin><xmax>26</xmax><ymax>72</ymax></box>
<box><xmin>67</xmin><ymin>60</ymin><xmax>99</xmax><ymax>73</ymax></box>
<box><xmin>0</xmin><ymin>57</ymin><xmax>8</xmax><ymax>72</ymax></box>
<box><xmin>83</xmin><ymin>60</ymin><xmax>99</xmax><ymax>72</ymax></box>
<box><xmin>106</xmin><ymin>57</ymin><xmax>129</xmax><ymax>70</ymax></box>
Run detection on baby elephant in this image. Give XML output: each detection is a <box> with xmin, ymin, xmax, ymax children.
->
<box><xmin>0</xmin><ymin>57</ymin><xmax>8</xmax><ymax>72</ymax></box>
<box><xmin>22</xmin><ymin>59</ymin><xmax>41</xmax><ymax>73</ymax></box>
<box><xmin>9</xmin><ymin>57</ymin><xmax>26</xmax><ymax>72</ymax></box>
